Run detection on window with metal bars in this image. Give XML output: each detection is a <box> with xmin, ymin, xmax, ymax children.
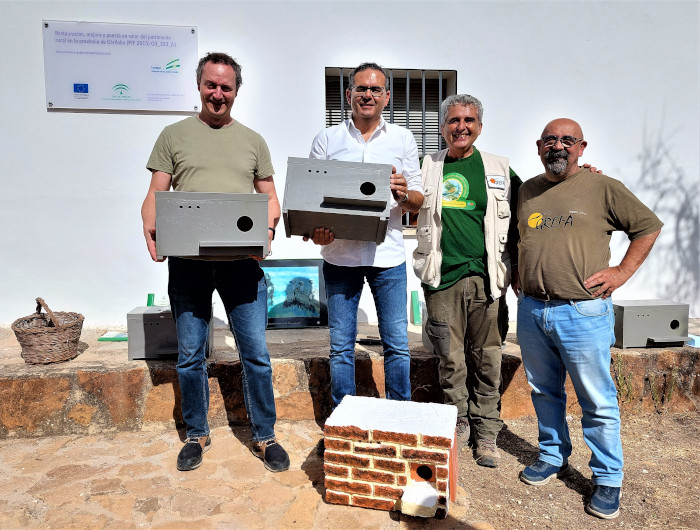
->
<box><xmin>325</xmin><ymin>67</ymin><xmax>457</xmax><ymax>227</ymax></box>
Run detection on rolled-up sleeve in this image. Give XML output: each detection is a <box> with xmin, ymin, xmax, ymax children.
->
<box><xmin>402</xmin><ymin>133</ymin><xmax>423</xmax><ymax>194</ymax></box>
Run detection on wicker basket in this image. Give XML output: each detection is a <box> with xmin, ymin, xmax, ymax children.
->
<box><xmin>11</xmin><ymin>298</ymin><xmax>85</xmax><ymax>364</ymax></box>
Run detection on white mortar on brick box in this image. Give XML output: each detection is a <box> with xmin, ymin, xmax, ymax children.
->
<box><xmin>326</xmin><ymin>396</ymin><xmax>457</xmax><ymax>437</ymax></box>
<box><xmin>323</xmin><ymin>396</ymin><xmax>458</xmax><ymax>518</ymax></box>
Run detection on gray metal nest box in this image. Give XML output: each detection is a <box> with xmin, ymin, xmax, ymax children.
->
<box><xmin>282</xmin><ymin>157</ymin><xmax>392</xmax><ymax>244</ymax></box>
<box><xmin>156</xmin><ymin>191</ymin><xmax>269</xmax><ymax>260</ymax></box>
<box><xmin>613</xmin><ymin>299</ymin><xmax>690</xmax><ymax>348</ymax></box>
<box><xmin>126</xmin><ymin>306</ymin><xmax>213</xmax><ymax>360</ymax></box>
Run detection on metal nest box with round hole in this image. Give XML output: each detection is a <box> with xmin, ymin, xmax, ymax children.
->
<box><xmin>155</xmin><ymin>191</ymin><xmax>269</xmax><ymax>260</ymax></box>
<box><xmin>282</xmin><ymin>157</ymin><xmax>392</xmax><ymax>244</ymax></box>
<box><xmin>612</xmin><ymin>299</ymin><xmax>690</xmax><ymax>348</ymax></box>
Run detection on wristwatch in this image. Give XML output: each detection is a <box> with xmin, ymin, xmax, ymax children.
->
<box><xmin>399</xmin><ymin>192</ymin><xmax>409</xmax><ymax>205</ymax></box>
<box><xmin>268</xmin><ymin>227</ymin><xmax>276</xmax><ymax>240</ymax></box>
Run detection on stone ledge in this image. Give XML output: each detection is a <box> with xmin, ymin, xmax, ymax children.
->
<box><xmin>0</xmin><ymin>326</ymin><xmax>698</xmax><ymax>438</ymax></box>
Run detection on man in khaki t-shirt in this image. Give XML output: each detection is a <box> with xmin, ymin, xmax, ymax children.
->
<box><xmin>516</xmin><ymin>118</ymin><xmax>662</xmax><ymax>520</ymax></box>
<box><xmin>141</xmin><ymin>52</ymin><xmax>289</xmax><ymax>475</ymax></box>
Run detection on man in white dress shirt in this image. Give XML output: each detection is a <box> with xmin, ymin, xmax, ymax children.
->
<box><xmin>307</xmin><ymin>63</ymin><xmax>424</xmax><ymax>430</ymax></box>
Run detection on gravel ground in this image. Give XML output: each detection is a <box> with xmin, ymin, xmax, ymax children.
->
<box><xmin>452</xmin><ymin>412</ymin><xmax>700</xmax><ymax>529</ymax></box>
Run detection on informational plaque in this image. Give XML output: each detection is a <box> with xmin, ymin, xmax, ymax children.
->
<box><xmin>42</xmin><ymin>20</ymin><xmax>199</xmax><ymax>112</ymax></box>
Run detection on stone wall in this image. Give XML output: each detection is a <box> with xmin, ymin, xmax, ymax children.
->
<box><xmin>0</xmin><ymin>325</ymin><xmax>698</xmax><ymax>438</ymax></box>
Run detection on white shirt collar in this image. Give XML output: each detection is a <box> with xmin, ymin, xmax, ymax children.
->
<box><xmin>347</xmin><ymin>115</ymin><xmax>387</xmax><ymax>139</ymax></box>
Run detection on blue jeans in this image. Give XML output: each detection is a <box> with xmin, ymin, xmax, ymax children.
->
<box><xmin>168</xmin><ymin>257</ymin><xmax>276</xmax><ymax>443</ymax></box>
<box><xmin>517</xmin><ymin>294</ymin><xmax>623</xmax><ymax>487</ymax></box>
<box><xmin>323</xmin><ymin>261</ymin><xmax>411</xmax><ymax>408</ymax></box>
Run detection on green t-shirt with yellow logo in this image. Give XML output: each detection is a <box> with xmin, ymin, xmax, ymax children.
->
<box><xmin>435</xmin><ymin>150</ymin><xmax>489</xmax><ymax>290</ymax></box>
<box><xmin>425</xmin><ymin>148</ymin><xmax>519</xmax><ymax>291</ymax></box>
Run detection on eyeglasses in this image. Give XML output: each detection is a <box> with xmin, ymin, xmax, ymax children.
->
<box><xmin>540</xmin><ymin>135</ymin><xmax>583</xmax><ymax>149</ymax></box>
<box><xmin>352</xmin><ymin>85</ymin><xmax>385</xmax><ymax>97</ymax></box>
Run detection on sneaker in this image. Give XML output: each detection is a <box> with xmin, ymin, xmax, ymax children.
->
<box><xmin>473</xmin><ymin>437</ymin><xmax>500</xmax><ymax>468</ymax></box>
<box><xmin>586</xmin><ymin>485</ymin><xmax>622</xmax><ymax>519</ymax></box>
<box><xmin>176</xmin><ymin>436</ymin><xmax>211</xmax><ymax>471</ymax></box>
<box><xmin>251</xmin><ymin>439</ymin><xmax>290</xmax><ymax>472</ymax></box>
<box><xmin>456</xmin><ymin>417</ymin><xmax>470</xmax><ymax>447</ymax></box>
<box><xmin>520</xmin><ymin>459</ymin><xmax>571</xmax><ymax>485</ymax></box>
<box><xmin>316</xmin><ymin>438</ymin><xmax>325</xmax><ymax>457</ymax></box>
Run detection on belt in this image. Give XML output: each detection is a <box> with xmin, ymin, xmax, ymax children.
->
<box><xmin>524</xmin><ymin>293</ymin><xmax>596</xmax><ymax>304</ymax></box>
<box><xmin>523</xmin><ymin>292</ymin><xmax>555</xmax><ymax>302</ymax></box>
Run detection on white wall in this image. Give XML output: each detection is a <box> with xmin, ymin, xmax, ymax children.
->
<box><xmin>1</xmin><ymin>0</ymin><xmax>698</xmax><ymax>325</ymax></box>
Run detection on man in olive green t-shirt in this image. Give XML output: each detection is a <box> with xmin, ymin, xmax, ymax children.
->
<box><xmin>516</xmin><ymin>118</ymin><xmax>662</xmax><ymax>520</ymax></box>
<box><xmin>141</xmin><ymin>52</ymin><xmax>289</xmax><ymax>475</ymax></box>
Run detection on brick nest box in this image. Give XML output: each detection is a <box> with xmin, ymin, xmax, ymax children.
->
<box><xmin>323</xmin><ymin>396</ymin><xmax>458</xmax><ymax>518</ymax></box>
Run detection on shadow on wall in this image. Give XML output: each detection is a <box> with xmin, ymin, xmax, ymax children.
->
<box><xmin>626</xmin><ymin>121</ymin><xmax>699</xmax><ymax>314</ymax></box>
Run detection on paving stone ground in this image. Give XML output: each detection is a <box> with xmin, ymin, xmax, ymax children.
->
<box><xmin>0</xmin><ymin>420</ymin><xmax>491</xmax><ymax>530</ymax></box>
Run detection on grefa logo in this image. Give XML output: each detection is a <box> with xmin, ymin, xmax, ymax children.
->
<box><xmin>527</xmin><ymin>212</ymin><xmax>574</xmax><ymax>230</ymax></box>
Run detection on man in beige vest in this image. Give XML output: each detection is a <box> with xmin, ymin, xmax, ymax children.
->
<box><xmin>413</xmin><ymin>94</ymin><xmax>520</xmax><ymax>468</ymax></box>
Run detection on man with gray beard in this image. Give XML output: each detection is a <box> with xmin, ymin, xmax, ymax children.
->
<box><xmin>515</xmin><ymin>118</ymin><xmax>662</xmax><ymax>520</ymax></box>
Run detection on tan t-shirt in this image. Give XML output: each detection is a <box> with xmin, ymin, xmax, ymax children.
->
<box><xmin>147</xmin><ymin>116</ymin><xmax>274</xmax><ymax>192</ymax></box>
<box><xmin>517</xmin><ymin>168</ymin><xmax>663</xmax><ymax>300</ymax></box>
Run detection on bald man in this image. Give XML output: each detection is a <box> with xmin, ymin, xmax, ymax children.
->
<box><xmin>515</xmin><ymin>119</ymin><xmax>662</xmax><ymax>519</ymax></box>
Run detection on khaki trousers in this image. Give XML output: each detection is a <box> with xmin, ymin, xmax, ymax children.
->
<box><xmin>424</xmin><ymin>275</ymin><xmax>504</xmax><ymax>439</ymax></box>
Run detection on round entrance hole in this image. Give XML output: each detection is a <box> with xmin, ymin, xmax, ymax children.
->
<box><xmin>237</xmin><ymin>216</ymin><xmax>254</xmax><ymax>232</ymax></box>
<box><xmin>416</xmin><ymin>465</ymin><xmax>433</xmax><ymax>481</ymax></box>
<box><xmin>670</xmin><ymin>319</ymin><xmax>680</xmax><ymax>330</ymax></box>
<box><xmin>360</xmin><ymin>182</ymin><xmax>376</xmax><ymax>196</ymax></box>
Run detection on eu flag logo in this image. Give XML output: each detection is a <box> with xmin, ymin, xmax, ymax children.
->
<box><xmin>73</xmin><ymin>84</ymin><xmax>89</xmax><ymax>94</ymax></box>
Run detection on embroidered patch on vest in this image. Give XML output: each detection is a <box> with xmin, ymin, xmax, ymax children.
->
<box><xmin>486</xmin><ymin>175</ymin><xmax>506</xmax><ymax>189</ymax></box>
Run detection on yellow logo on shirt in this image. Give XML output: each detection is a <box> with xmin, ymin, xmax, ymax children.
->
<box><xmin>528</xmin><ymin>213</ymin><xmax>543</xmax><ymax>228</ymax></box>
<box><xmin>527</xmin><ymin>212</ymin><xmax>574</xmax><ymax>229</ymax></box>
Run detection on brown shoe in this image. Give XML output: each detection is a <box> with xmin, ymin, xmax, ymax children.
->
<box><xmin>473</xmin><ymin>437</ymin><xmax>500</xmax><ymax>468</ymax></box>
<box><xmin>456</xmin><ymin>417</ymin><xmax>470</xmax><ymax>448</ymax></box>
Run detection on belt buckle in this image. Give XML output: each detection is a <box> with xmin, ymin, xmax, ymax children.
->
<box><xmin>528</xmin><ymin>293</ymin><xmax>550</xmax><ymax>302</ymax></box>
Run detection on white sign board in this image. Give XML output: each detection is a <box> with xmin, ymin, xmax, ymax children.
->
<box><xmin>42</xmin><ymin>20</ymin><xmax>199</xmax><ymax>112</ymax></box>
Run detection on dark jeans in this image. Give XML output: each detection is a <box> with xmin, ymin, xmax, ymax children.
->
<box><xmin>168</xmin><ymin>257</ymin><xmax>276</xmax><ymax>442</ymax></box>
